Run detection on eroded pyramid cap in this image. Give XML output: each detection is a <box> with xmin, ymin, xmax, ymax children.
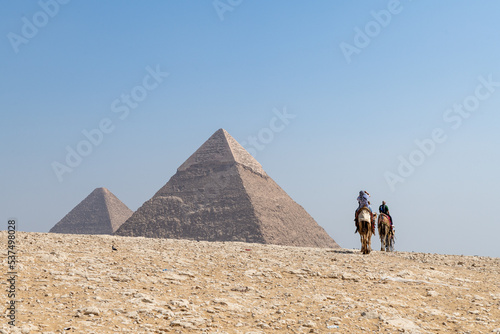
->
<box><xmin>177</xmin><ymin>129</ymin><xmax>266</xmax><ymax>176</ymax></box>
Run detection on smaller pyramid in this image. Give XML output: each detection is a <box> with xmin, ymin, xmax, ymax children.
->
<box><xmin>50</xmin><ymin>187</ymin><xmax>133</xmax><ymax>235</ymax></box>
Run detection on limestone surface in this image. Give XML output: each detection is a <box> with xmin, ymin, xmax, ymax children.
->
<box><xmin>1</xmin><ymin>231</ymin><xmax>499</xmax><ymax>334</ymax></box>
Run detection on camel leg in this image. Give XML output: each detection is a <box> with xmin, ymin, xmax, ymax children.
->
<box><xmin>384</xmin><ymin>235</ymin><xmax>388</xmax><ymax>252</ymax></box>
<box><xmin>364</xmin><ymin>231</ymin><xmax>369</xmax><ymax>254</ymax></box>
<box><xmin>379</xmin><ymin>226</ymin><xmax>383</xmax><ymax>251</ymax></box>
<box><xmin>361</xmin><ymin>239</ymin><xmax>364</xmax><ymax>254</ymax></box>
<box><xmin>359</xmin><ymin>222</ymin><xmax>364</xmax><ymax>254</ymax></box>
<box><xmin>367</xmin><ymin>231</ymin><xmax>371</xmax><ymax>254</ymax></box>
<box><xmin>361</xmin><ymin>231</ymin><xmax>366</xmax><ymax>254</ymax></box>
<box><xmin>360</xmin><ymin>233</ymin><xmax>365</xmax><ymax>254</ymax></box>
<box><xmin>361</xmin><ymin>227</ymin><xmax>367</xmax><ymax>255</ymax></box>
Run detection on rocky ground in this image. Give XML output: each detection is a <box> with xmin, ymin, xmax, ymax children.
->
<box><xmin>1</xmin><ymin>231</ymin><xmax>499</xmax><ymax>334</ymax></box>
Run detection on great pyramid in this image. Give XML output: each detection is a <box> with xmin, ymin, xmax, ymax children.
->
<box><xmin>115</xmin><ymin>129</ymin><xmax>339</xmax><ymax>248</ymax></box>
<box><xmin>50</xmin><ymin>187</ymin><xmax>133</xmax><ymax>235</ymax></box>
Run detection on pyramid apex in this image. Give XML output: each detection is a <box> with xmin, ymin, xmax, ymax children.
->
<box><xmin>213</xmin><ymin>128</ymin><xmax>231</xmax><ymax>138</ymax></box>
<box><xmin>177</xmin><ymin>128</ymin><xmax>266</xmax><ymax>175</ymax></box>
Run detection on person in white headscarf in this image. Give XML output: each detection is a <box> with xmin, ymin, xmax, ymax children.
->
<box><xmin>357</xmin><ymin>190</ymin><xmax>371</xmax><ymax>211</ymax></box>
<box><xmin>354</xmin><ymin>190</ymin><xmax>375</xmax><ymax>233</ymax></box>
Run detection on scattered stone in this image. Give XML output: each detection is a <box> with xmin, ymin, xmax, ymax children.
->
<box><xmin>427</xmin><ymin>290</ymin><xmax>439</xmax><ymax>297</ymax></box>
<box><xmin>79</xmin><ymin>307</ymin><xmax>101</xmax><ymax>316</ymax></box>
<box><xmin>2</xmin><ymin>231</ymin><xmax>499</xmax><ymax>333</ymax></box>
<box><xmin>386</xmin><ymin>318</ymin><xmax>421</xmax><ymax>333</ymax></box>
<box><xmin>342</xmin><ymin>273</ymin><xmax>360</xmax><ymax>282</ymax></box>
<box><xmin>303</xmin><ymin>320</ymin><xmax>316</xmax><ymax>328</ymax></box>
<box><xmin>361</xmin><ymin>311</ymin><xmax>379</xmax><ymax>319</ymax></box>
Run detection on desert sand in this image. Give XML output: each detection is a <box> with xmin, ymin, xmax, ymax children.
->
<box><xmin>1</xmin><ymin>231</ymin><xmax>499</xmax><ymax>333</ymax></box>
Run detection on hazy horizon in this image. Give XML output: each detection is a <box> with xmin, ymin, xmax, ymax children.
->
<box><xmin>2</xmin><ymin>1</ymin><xmax>499</xmax><ymax>258</ymax></box>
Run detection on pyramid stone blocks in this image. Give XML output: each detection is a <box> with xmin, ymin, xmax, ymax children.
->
<box><xmin>115</xmin><ymin>129</ymin><xmax>339</xmax><ymax>248</ymax></box>
<box><xmin>50</xmin><ymin>187</ymin><xmax>133</xmax><ymax>235</ymax></box>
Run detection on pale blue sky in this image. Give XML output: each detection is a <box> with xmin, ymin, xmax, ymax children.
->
<box><xmin>1</xmin><ymin>1</ymin><xmax>499</xmax><ymax>257</ymax></box>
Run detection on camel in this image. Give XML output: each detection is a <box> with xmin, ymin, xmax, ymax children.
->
<box><xmin>378</xmin><ymin>213</ymin><xmax>394</xmax><ymax>252</ymax></box>
<box><xmin>356</xmin><ymin>207</ymin><xmax>375</xmax><ymax>254</ymax></box>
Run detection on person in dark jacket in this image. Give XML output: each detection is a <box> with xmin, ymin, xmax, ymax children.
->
<box><xmin>379</xmin><ymin>201</ymin><xmax>394</xmax><ymax>228</ymax></box>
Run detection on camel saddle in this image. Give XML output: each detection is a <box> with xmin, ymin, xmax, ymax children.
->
<box><xmin>379</xmin><ymin>213</ymin><xmax>394</xmax><ymax>233</ymax></box>
<box><xmin>379</xmin><ymin>212</ymin><xmax>390</xmax><ymax>221</ymax></box>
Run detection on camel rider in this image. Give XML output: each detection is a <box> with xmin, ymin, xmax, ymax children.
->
<box><xmin>379</xmin><ymin>201</ymin><xmax>394</xmax><ymax>230</ymax></box>
<box><xmin>354</xmin><ymin>190</ymin><xmax>376</xmax><ymax>233</ymax></box>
